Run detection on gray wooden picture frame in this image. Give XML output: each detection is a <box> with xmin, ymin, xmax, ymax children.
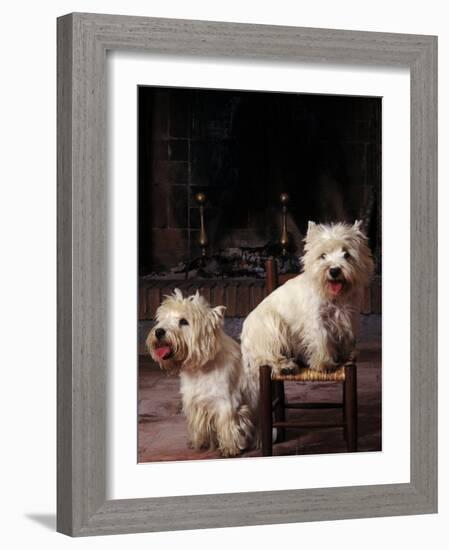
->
<box><xmin>57</xmin><ymin>12</ymin><xmax>438</xmax><ymax>537</ymax></box>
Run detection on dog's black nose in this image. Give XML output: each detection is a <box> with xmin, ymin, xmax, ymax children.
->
<box><xmin>329</xmin><ymin>267</ymin><xmax>341</xmax><ymax>279</ymax></box>
<box><xmin>155</xmin><ymin>328</ymin><xmax>166</xmax><ymax>340</ymax></box>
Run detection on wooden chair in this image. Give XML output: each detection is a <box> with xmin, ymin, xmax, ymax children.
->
<box><xmin>259</xmin><ymin>258</ymin><xmax>358</xmax><ymax>457</ymax></box>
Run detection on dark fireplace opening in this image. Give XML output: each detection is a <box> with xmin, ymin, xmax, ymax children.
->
<box><xmin>138</xmin><ymin>86</ymin><xmax>381</xmax><ymax>318</ymax></box>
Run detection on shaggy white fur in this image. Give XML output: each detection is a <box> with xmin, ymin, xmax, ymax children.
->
<box><xmin>241</xmin><ymin>220</ymin><xmax>374</xmax><ymax>412</ymax></box>
<box><xmin>146</xmin><ymin>290</ymin><xmax>254</xmax><ymax>457</ymax></box>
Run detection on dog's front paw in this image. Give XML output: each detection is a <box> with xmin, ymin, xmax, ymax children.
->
<box><xmin>280</xmin><ymin>365</ymin><xmax>300</xmax><ymax>375</ymax></box>
<box><xmin>220</xmin><ymin>446</ymin><xmax>241</xmax><ymax>458</ymax></box>
<box><xmin>271</xmin><ymin>360</ymin><xmax>299</xmax><ymax>377</ymax></box>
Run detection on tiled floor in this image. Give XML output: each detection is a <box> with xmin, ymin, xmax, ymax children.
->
<box><xmin>138</xmin><ymin>316</ymin><xmax>381</xmax><ymax>462</ymax></box>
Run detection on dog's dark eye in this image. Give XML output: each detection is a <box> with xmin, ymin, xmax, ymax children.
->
<box><xmin>344</xmin><ymin>251</ymin><xmax>351</xmax><ymax>260</ymax></box>
<box><xmin>320</xmin><ymin>253</ymin><xmax>326</xmax><ymax>260</ymax></box>
<box><xmin>179</xmin><ymin>318</ymin><xmax>189</xmax><ymax>326</ymax></box>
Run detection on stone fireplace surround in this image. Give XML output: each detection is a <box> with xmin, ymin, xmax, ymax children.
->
<box><xmin>138</xmin><ymin>86</ymin><xmax>381</xmax><ymax>321</ymax></box>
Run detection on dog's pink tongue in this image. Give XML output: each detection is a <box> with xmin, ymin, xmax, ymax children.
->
<box><xmin>329</xmin><ymin>281</ymin><xmax>343</xmax><ymax>296</ymax></box>
<box><xmin>154</xmin><ymin>346</ymin><xmax>171</xmax><ymax>360</ymax></box>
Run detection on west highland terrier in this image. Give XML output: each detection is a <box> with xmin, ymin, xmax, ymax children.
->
<box><xmin>146</xmin><ymin>290</ymin><xmax>254</xmax><ymax>457</ymax></box>
<box><xmin>241</xmin><ymin>221</ymin><xmax>374</xmax><ymax>393</ymax></box>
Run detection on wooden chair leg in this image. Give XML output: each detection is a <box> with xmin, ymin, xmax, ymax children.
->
<box><xmin>344</xmin><ymin>365</ymin><xmax>358</xmax><ymax>452</ymax></box>
<box><xmin>259</xmin><ymin>365</ymin><xmax>273</xmax><ymax>456</ymax></box>
<box><xmin>273</xmin><ymin>380</ymin><xmax>286</xmax><ymax>442</ymax></box>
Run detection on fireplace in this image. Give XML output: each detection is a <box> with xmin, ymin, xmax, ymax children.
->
<box><xmin>138</xmin><ymin>86</ymin><xmax>381</xmax><ymax>320</ymax></box>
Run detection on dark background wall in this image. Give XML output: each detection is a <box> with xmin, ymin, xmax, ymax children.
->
<box><xmin>138</xmin><ymin>86</ymin><xmax>381</xmax><ymax>275</ymax></box>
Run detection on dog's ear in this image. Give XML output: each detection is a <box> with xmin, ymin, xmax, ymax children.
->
<box><xmin>306</xmin><ymin>220</ymin><xmax>319</xmax><ymax>241</ymax></box>
<box><xmin>173</xmin><ymin>288</ymin><xmax>183</xmax><ymax>301</ymax></box>
<box><xmin>213</xmin><ymin>305</ymin><xmax>226</xmax><ymax>318</ymax></box>
<box><xmin>210</xmin><ymin>305</ymin><xmax>226</xmax><ymax>327</ymax></box>
<box><xmin>352</xmin><ymin>219</ymin><xmax>368</xmax><ymax>238</ymax></box>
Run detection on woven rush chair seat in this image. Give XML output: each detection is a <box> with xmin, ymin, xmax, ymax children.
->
<box><xmin>271</xmin><ymin>364</ymin><xmax>348</xmax><ymax>382</ymax></box>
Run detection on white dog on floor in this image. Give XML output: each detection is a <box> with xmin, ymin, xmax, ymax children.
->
<box><xmin>241</xmin><ymin>221</ymin><xmax>374</xmax><ymax>404</ymax></box>
<box><xmin>146</xmin><ymin>290</ymin><xmax>254</xmax><ymax>457</ymax></box>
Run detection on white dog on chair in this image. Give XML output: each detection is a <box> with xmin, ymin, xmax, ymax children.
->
<box><xmin>241</xmin><ymin>221</ymin><xmax>374</xmax><ymax>402</ymax></box>
<box><xmin>146</xmin><ymin>290</ymin><xmax>255</xmax><ymax>457</ymax></box>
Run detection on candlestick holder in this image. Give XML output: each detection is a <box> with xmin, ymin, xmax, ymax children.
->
<box><xmin>194</xmin><ymin>192</ymin><xmax>208</xmax><ymax>257</ymax></box>
<box><xmin>280</xmin><ymin>192</ymin><xmax>290</xmax><ymax>256</ymax></box>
